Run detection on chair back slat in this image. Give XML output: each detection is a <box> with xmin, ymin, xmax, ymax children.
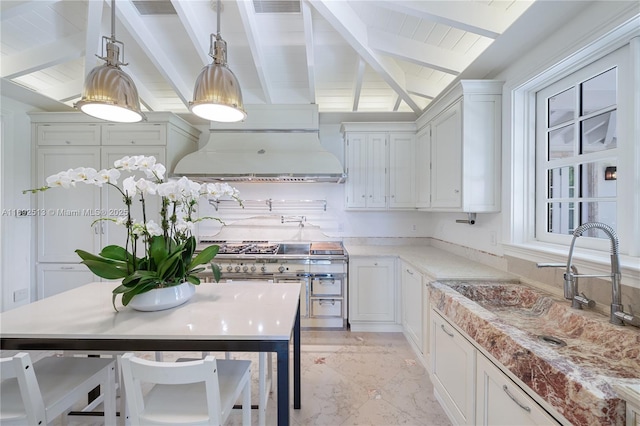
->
<box><xmin>120</xmin><ymin>353</ymin><xmax>225</xmax><ymax>425</ymax></box>
<box><xmin>0</xmin><ymin>353</ymin><xmax>47</xmax><ymax>425</ymax></box>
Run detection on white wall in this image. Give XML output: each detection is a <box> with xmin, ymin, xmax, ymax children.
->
<box><xmin>424</xmin><ymin>1</ymin><xmax>639</xmax><ymax>257</ymax></box>
<box><xmin>1</xmin><ymin>97</ymin><xmax>36</xmax><ymax>311</ymax></box>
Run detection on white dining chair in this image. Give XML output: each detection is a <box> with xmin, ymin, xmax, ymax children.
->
<box><xmin>0</xmin><ymin>352</ymin><xmax>117</xmax><ymax>425</ymax></box>
<box><xmin>120</xmin><ymin>352</ymin><xmax>251</xmax><ymax>426</ymax></box>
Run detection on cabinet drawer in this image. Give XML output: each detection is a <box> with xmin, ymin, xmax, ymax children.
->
<box><xmin>311</xmin><ymin>299</ymin><xmax>342</xmax><ymax>317</ymax></box>
<box><xmin>102</xmin><ymin>124</ymin><xmax>166</xmax><ymax>145</ymax></box>
<box><xmin>311</xmin><ymin>276</ymin><xmax>342</xmax><ymax>296</ymax></box>
<box><xmin>37</xmin><ymin>124</ymin><xmax>101</xmax><ymax>146</ymax></box>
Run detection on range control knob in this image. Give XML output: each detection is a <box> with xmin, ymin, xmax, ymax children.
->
<box><xmin>278</xmin><ymin>266</ymin><xmax>285</xmax><ymax>273</ymax></box>
<box><xmin>250</xmin><ymin>266</ymin><xmax>256</xmax><ymax>273</ymax></box>
<box><xmin>242</xmin><ymin>266</ymin><xmax>249</xmax><ymax>273</ymax></box>
<box><xmin>261</xmin><ymin>266</ymin><xmax>267</xmax><ymax>272</ymax></box>
<box><xmin>226</xmin><ymin>266</ymin><xmax>233</xmax><ymax>272</ymax></box>
<box><xmin>235</xmin><ymin>266</ymin><xmax>241</xmax><ymax>272</ymax></box>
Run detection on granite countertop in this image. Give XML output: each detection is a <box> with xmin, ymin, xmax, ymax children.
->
<box><xmin>343</xmin><ymin>244</ymin><xmax>514</xmax><ymax>281</ymax></box>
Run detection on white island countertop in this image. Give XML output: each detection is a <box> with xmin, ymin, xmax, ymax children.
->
<box><xmin>344</xmin><ymin>243</ymin><xmax>514</xmax><ymax>281</ymax></box>
<box><xmin>0</xmin><ymin>281</ymin><xmax>301</xmax><ymax>341</ymax></box>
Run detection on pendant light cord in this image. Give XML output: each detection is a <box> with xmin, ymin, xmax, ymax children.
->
<box><xmin>216</xmin><ymin>0</ymin><xmax>221</xmax><ymax>37</ymax></box>
<box><xmin>111</xmin><ymin>0</ymin><xmax>116</xmax><ymax>41</ymax></box>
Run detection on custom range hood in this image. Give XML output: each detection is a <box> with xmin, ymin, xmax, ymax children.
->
<box><xmin>174</xmin><ymin>105</ymin><xmax>345</xmax><ymax>183</ymax></box>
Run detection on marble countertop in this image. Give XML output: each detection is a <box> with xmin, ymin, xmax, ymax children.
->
<box><xmin>343</xmin><ymin>243</ymin><xmax>514</xmax><ymax>281</ymax></box>
<box><xmin>430</xmin><ymin>280</ymin><xmax>640</xmax><ymax>426</ymax></box>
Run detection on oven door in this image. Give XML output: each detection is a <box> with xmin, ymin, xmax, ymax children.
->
<box><xmin>274</xmin><ymin>273</ymin><xmax>309</xmax><ymax>318</ymax></box>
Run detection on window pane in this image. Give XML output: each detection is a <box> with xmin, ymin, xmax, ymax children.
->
<box><xmin>548</xmin><ymin>125</ymin><xmax>574</xmax><ymax>160</ymax></box>
<box><xmin>580</xmin><ymin>161</ymin><xmax>617</xmax><ymax>198</ymax></box>
<box><xmin>580</xmin><ymin>202</ymin><xmax>617</xmax><ymax>236</ymax></box>
<box><xmin>548</xmin><ymin>87</ymin><xmax>575</xmax><ymax>127</ymax></box>
<box><xmin>547</xmin><ymin>202</ymin><xmax>575</xmax><ymax>235</ymax></box>
<box><xmin>581</xmin><ymin>68</ymin><xmax>616</xmax><ymax>115</ymax></box>
<box><xmin>547</xmin><ymin>166</ymin><xmax>574</xmax><ymax>198</ymax></box>
<box><xmin>581</xmin><ymin>111</ymin><xmax>617</xmax><ymax>153</ymax></box>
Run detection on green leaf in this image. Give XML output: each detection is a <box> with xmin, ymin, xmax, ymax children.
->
<box><xmin>121</xmin><ymin>282</ymin><xmax>158</xmax><ymax>306</ymax></box>
<box><xmin>186</xmin><ymin>275</ymin><xmax>200</xmax><ymax>285</ymax></box>
<box><xmin>99</xmin><ymin>245</ymin><xmax>133</xmax><ymax>263</ymax></box>
<box><xmin>76</xmin><ymin>249</ymin><xmax>125</xmax><ymax>266</ymax></box>
<box><xmin>187</xmin><ymin>244</ymin><xmax>219</xmax><ymax>270</ymax></box>
<box><xmin>182</xmin><ymin>236</ymin><xmax>196</xmax><ymax>264</ymax></box>
<box><xmin>80</xmin><ymin>259</ymin><xmax>129</xmax><ymax>279</ymax></box>
<box><xmin>211</xmin><ymin>262</ymin><xmax>222</xmax><ymax>283</ymax></box>
<box><xmin>149</xmin><ymin>235</ymin><xmax>169</xmax><ymax>266</ymax></box>
<box><xmin>122</xmin><ymin>270</ymin><xmax>158</xmax><ymax>287</ymax></box>
<box><xmin>157</xmin><ymin>250</ymin><xmax>183</xmax><ymax>280</ymax></box>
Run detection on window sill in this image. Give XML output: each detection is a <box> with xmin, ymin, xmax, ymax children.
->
<box><xmin>503</xmin><ymin>242</ymin><xmax>640</xmax><ymax>289</ymax></box>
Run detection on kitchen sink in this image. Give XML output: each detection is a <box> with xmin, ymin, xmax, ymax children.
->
<box><xmin>277</xmin><ymin>243</ymin><xmax>310</xmax><ymax>255</ymax></box>
<box><xmin>442</xmin><ymin>281</ymin><xmax>639</xmax><ymax>377</ymax></box>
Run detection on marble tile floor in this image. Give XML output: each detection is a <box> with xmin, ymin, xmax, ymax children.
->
<box><xmin>52</xmin><ymin>331</ymin><xmax>451</xmax><ymax>425</ymax></box>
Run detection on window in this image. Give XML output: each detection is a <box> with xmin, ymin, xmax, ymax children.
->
<box><xmin>536</xmin><ymin>64</ymin><xmax>618</xmax><ymax>242</ymax></box>
<box><xmin>507</xmin><ymin>17</ymin><xmax>639</xmax><ymax>266</ymax></box>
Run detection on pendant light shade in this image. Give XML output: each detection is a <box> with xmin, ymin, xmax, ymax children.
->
<box><xmin>190</xmin><ymin>1</ymin><xmax>246</xmax><ymax>122</ymax></box>
<box><xmin>75</xmin><ymin>1</ymin><xmax>144</xmax><ymax>123</ymax></box>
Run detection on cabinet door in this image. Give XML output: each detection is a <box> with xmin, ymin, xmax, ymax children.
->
<box><xmin>431</xmin><ymin>101</ymin><xmax>462</xmax><ymax>209</ymax></box>
<box><xmin>476</xmin><ymin>353</ymin><xmax>560</xmax><ymax>425</ymax></box>
<box><xmin>101</xmin><ymin>147</ymin><xmax>166</xmax><ymax>256</ymax></box>
<box><xmin>415</xmin><ymin>128</ymin><xmax>431</xmax><ymax>209</ymax></box>
<box><xmin>345</xmin><ymin>133</ymin><xmax>368</xmax><ymax>209</ymax></box>
<box><xmin>37</xmin><ymin>263</ymin><xmax>96</xmax><ymax>299</ymax></box>
<box><xmin>389</xmin><ymin>133</ymin><xmax>415</xmax><ymax>209</ymax></box>
<box><xmin>36</xmin><ymin>124</ymin><xmax>101</xmax><ymax>146</ymax></box>
<box><xmin>349</xmin><ymin>258</ymin><xmax>395</xmax><ymax>322</ymax></box>
<box><xmin>401</xmin><ymin>262</ymin><xmax>422</xmax><ymax>350</ymax></box>
<box><xmin>367</xmin><ymin>134</ymin><xmax>388</xmax><ymax>209</ymax></box>
<box><xmin>37</xmin><ymin>148</ymin><xmax>102</xmax><ymax>262</ymax></box>
<box><xmin>431</xmin><ymin>310</ymin><xmax>476</xmax><ymax>425</ymax></box>
<box><xmin>101</xmin><ymin>123</ymin><xmax>167</xmax><ymax>146</ymax></box>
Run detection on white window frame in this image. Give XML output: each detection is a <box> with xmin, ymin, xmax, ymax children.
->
<box><xmin>535</xmin><ymin>52</ymin><xmax>622</xmax><ymax>252</ymax></box>
<box><xmin>505</xmin><ymin>19</ymin><xmax>640</xmax><ymax>288</ymax></box>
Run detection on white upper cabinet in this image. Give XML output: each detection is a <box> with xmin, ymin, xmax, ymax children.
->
<box><xmin>416</xmin><ymin>80</ymin><xmax>503</xmax><ymax>213</ymax></box>
<box><xmin>415</xmin><ymin>127</ymin><xmax>431</xmax><ymax>209</ymax></box>
<box><xmin>342</xmin><ymin>122</ymin><xmax>417</xmax><ymax>211</ymax></box>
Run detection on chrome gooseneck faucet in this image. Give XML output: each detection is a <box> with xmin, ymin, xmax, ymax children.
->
<box><xmin>566</xmin><ymin>222</ymin><xmax>638</xmax><ymax>327</ymax></box>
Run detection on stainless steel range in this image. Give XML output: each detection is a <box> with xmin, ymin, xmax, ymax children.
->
<box><xmin>197</xmin><ymin>240</ymin><xmax>348</xmax><ymax>329</ymax></box>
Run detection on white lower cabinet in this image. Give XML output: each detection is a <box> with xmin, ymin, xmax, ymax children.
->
<box><xmin>431</xmin><ymin>310</ymin><xmax>476</xmax><ymax>425</ymax></box>
<box><xmin>37</xmin><ymin>264</ymin><xmax>96</xmax><ymax>299</ymax></box>
<box><xmin>431</xmin><ymin>308</ymin><xmax>563</xmax><ymax>426</ymax></box>
<box><xmin>476</xmin><ymin>353</ymin><xmax>560</xmax><ymax>426</ymax></box>
<box><xmin>348</xmin><ymin>257</ymin><xmax>399</xmax><ymax>331</ymax></box>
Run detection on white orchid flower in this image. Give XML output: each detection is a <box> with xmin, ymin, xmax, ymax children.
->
<box><xmin>144</xmin><ymin>163</ymin><xmax>166</xmax><ymax>180</ymax></box>
<box><xmin>157</xmin><ymin>181</ymin><xmax>179</xmax><ymax>202</ymax></box>
<box><xmin>46</xmin><ymin>171</ymin><xmax>73</xmax><ymax>188</ymax></box>
<box><xmin>145</xmin><ymin>220</ymin><xmax>163</xmax><ymax>236</ymax></box>
<box><xmin>175</xmin><ymin>217</ymin><xmax>194</xmax><ymax>234</ymax></box>
<box><xmin>95</xmin><ymin>169</ymin><xmax>121</xmax><ymax>187</ymax></box>
<box><xmin>135</xmin><ymin>178</ymin><xmax>157</xmax><ymax>195</ymax></box>
<box><xmin>122</xmin><ymin>176</ymin><xmax>137</xmax><ymax>196</ymax></box>
<box><xmin>135</xmin><ymin>156</ymin><xmax>156</xmax><ymax>171</ymax></box>
<box><xmin>114</xmin><ymin>156</ymin><xmax>134</xmax><ymax>171</ymax></box>
<box><xmin>69</xmin><ymin>167</ymin><xmax>98</xmax><ymax>183</ymax></box>
<box><xmin>115</xmin><ymin>216</ymin><xmax>127</xmax><ymax>226</ymax></box>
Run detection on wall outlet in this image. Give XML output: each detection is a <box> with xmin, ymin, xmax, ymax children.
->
<box><xmin>412</xmin><ymin>224</ymin><xmax>417</xmax><ymax>232</ymax></box>
<box><xmin>13</xmin><ymin>288</ymin><xmax>28</xmax><ymax>302</ymax></box>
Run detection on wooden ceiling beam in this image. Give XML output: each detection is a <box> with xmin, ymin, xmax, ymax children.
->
<box><xmin>310</xmin><ymin>0</ymin><xmax>421</xmax><ymax>114</ymax></box>
<box><xmin>301</xmin><ymin>0</ymin><xmax>316</xmax><ymax>104</ymax></box>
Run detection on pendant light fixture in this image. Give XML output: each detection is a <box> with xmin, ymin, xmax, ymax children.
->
<box><xmin>189</xmin><ymin>0</ymin><xmax>246</xmax><ymax>122</ymax></box>
<box><xmin>75</xmin><ymin>0</ymin><xmax>144</xmax><ymax>123</ymax></box>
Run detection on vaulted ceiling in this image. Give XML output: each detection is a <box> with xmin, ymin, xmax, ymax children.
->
<box><xmin>1</xmin><ymin>0</ymin><xmax>536</xmax><ymax>121</ymax></box>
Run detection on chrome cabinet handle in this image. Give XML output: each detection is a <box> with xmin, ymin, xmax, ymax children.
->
<box><xmin>502</xmin><ymin>385</ymin><xmax>531</xmax><ymax>412</ymax></box>
<box><xmin>319</xmin><ymin>299</ymin><xmax>335</xmax><ymax>306</ymax></box>
<box><xmin>441</xmin><ymin>324</ymin><xmax>454</xmax><ymax>337</ymax></box>
<box><xmin>406</xmin><ymin>269</ymin><xmax>414</xmax><ymax>275</ymax></box>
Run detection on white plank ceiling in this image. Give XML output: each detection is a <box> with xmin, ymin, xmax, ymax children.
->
<box><xmin>1</xmin><ymin>0</ymin><xmax>535</xmax><ymax>119</ymax></box>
